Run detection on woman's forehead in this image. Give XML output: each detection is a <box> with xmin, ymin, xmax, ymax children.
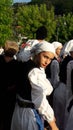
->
<box><xmin>40</xmin><ymin>51</ymin><xmax>55</xmax><ymax>58</ymax></box>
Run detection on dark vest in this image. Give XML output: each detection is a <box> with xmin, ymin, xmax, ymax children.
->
<box><xmin>59</xmin><ymin>55</ymin><xmax>73</xmax><ymax>84</ymax></box>
<box><xmin>17</xmin><ymin>60</ymin><xmax>37</xmax><ymax>101</ymax></box>
<box><xmin>45</xmin><ymin>57</ymin><xmax>57</xmax><ymax>79</ymax></box>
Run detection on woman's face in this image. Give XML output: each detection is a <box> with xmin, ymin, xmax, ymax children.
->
<box><xmin>35</xmin><ymin>51</ymin><xmax>54</xmax><ymax>69</ymax></box>
<box><xmin>56</xmin><ymin>46</ymin><xmax>63</xmax><ymax>56</ymax></box>
<box><xmin>70</xmin><ymin>51</ymin><xmax>73</xmax><ymax>58</ymax></box>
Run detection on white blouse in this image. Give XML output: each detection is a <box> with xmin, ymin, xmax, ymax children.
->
<box><xmin>28</xmin><ymin>67</ymin><xmax>54</xmax><ymax>123</ymax></box>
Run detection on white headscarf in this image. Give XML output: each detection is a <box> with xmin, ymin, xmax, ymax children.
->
<box><xmin>17</xmin><ymin>41</ymin><xmax>55</xmax><ymax>62</ymax></box>
<box><xmin>31</xmin><ymin>41</ymin><xmax>55</xmax><ymax>56</ymax></box>
<box><xmin>64</xmin><ymin>40</ymin><xmax>73</xmax><ymax>53</ymax></box>
<box><xmin>52</xmin><ymin>41</ymin><xmax>62</xmax><ymax>50</ymax></box>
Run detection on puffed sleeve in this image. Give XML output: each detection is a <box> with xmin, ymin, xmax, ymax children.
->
<box><xmin>17</xmin><ymin>48</ymin><xmax>31</xmax><ymax>62</ymax></box>
<box><xmin>67</xmin><ymin>60</ymin><xmax>73</xmax><ymax>99</ymax></box>
<box><xmin>51</xmin><ymin>60</ymin><xmax>60</xmax><ymax>88</ymax></box>
<box><xmin>28</xmin><ymin>68</ymin><xmax>55</xmax><ymax>122</ymax></box>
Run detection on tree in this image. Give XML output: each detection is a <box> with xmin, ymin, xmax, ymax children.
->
<box><xmin>54</xmin><ymin>13</ymin><xmax>73</xmax><ymax>44</ymax></box>
<box><xmin>0</xmin><ymin>0</ymin><xmax>13</xmax><ymax>46</ymax></box>
<box><xmin>31</xmin><ymin>0</ymin><xmax>73</xmax><ymax>15</ymax></box>
<box><xmin>49</xmin><ymin>0</ymin><xmax>73</xmax><ymax>15</ymax></box>
<box><xmin>13</xmin><ymin>4</ymin><xmax>56</xmax><ymax>41</ymax></box>
<box><xmin>31</xmin><ymin>0</ymin><xmax>53</xmax><ymax>10</ymax></box>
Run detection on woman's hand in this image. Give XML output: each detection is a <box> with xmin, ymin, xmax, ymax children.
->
<box><xmin>49</xmin><ymin>118</ymin><xmax>59</xmax><ymax>130</ymax></box>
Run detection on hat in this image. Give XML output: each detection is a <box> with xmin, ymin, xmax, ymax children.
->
<box><xmin>52</xmin><ymin>41</ymin><xmax>62</xmax><ymax>50</ymax></box>
<box><xmin>17</xmin><ymin>41</ymin><xmax>55</xmax><ymax>62</ymax></box>
<box><xmin>69</xmin><ymin>47</ymin><xmax>73</xmax><ymax>52</ymax></box>
<box><xmin>31</xmin><ymin>41</ymin><xmax>55</xmax><ymax>56</ymax></box>
<box><xmin>64</xmin><ymin>40</ymin><xmax>73</xmax><ymax>53</ymax></box>
<box><xmin>4</xmin><ymin>40</ymin><xmax>19</xmax><ymax>57</ymax></box>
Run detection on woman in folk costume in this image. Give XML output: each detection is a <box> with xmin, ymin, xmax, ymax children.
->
<box><xmin>50</xmin><ymin>41</ymin><xmax>63</xmax><ymax>88</ymax></box>
<box><xmin>53</xmin><ymin>40</ymin><xmax>73</xmax><ymax>130</ymax></box>
<box><xmin>65</xmin><ymin>60</ymin><xmax>73</xmax><ymax>130</ymax></box>
<box><xmin>45</xmin><ymin>41</ymin><xmax>63</xmax><ymax>107</ymax></box>
<box><xmin>17</xmin><ymin>26</ymin><xmax>47</xmax><ymax>62</ymax></box>
<box><xmin>11</xmin><ymin>41</ymin><xmax>59</xmax><ymax>130</ymax></box>
<box><xmin>0</xmin><ymin>40</ymin><xmax>19</xmax><ymax>130</ymax></box>
<box><xmin>51</xmin><ymin>41</ymin><xmax>68</xmax><ymax>130</ymax></box>
<box><xmin>59</xmin><ymin>39</ymin><xmax>73</xmax><ymax>85</ymax></box>
<box><xmin>59</xmin><ymin>40</ymin><xmax>73</xmax><ymax>126</ymax></box>
<box><xmin>64</xmin><ymin>46</ymin><xmax>73</xmax><ymax>130</ymax></box>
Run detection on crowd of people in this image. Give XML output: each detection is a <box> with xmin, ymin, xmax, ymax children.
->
<box><xmin>0</xmin><ymin>26</ymin><xmax>73</xmax><ymax>130</ymax></box>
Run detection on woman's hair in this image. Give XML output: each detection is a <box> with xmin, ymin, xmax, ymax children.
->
<box><xmin>4</xmin><ymin>40</ymin><xmax>19</xmax><ymax>57</ymax></box>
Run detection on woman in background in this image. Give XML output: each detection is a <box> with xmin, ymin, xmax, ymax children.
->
<box><xmin>0</xmin><ymin>40</ymin><xmax>19</xmax><ymax>130</ymax></box>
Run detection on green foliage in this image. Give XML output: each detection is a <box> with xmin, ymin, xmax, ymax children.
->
<box><xmin>13</xmin><ymin>3</ymin><xmax>73</xmax><ymax>43</ymax></box>
<box><xmin>31</xmin><ymin>0</ymin><xmax>73</xmax><ymax>15</ymax></box>
<box><xmin>0</xmin><ymin>0</ymin><xmax>13</xmax><ymax>46</ymax></box>
<box><xmin>54</xmin><ymin>13</ymin><xmax>73</xmax><ymax>44</ymax></box>
<box><xmin>13</xmin><ymin>4</ymin><xmax>56</xmax><ymax>41</ymax></box>
<box><xmin>1</xmin><ymin>0</ymin><xmax>73</xmax><ymax>45</ymax></box>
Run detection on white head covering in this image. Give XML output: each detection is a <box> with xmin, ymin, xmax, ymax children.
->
<box><xmin>17</xmin><ymin>41</ymin><xmax>55</xmax><ymax>62</ymax></box>
<box><xmin>64</xmin><ymin>40</ymin><xmax>73</xmax><ymax>53</ymax></box>
<box><xmin>31</xmin><ymin>41</ymin><xmax>55</xmax><ymax>56</ymax></box>
<box><xmin>52</xmin><ymin>41</ymin><xmax>62</xmax><ymax>50</ymax></box>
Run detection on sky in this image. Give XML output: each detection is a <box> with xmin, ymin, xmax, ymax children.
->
<box><xmin>13</xmin><ymin>0</ymin><xmax>31</xmax><ymax>3</ymax></box>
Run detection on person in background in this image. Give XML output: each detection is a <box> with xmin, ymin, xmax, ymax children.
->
<box><xmin>50</xmin><ymin>41</ymin><xmax>63</xmax><ymax>88</ymax></box>
<box><xmin>26</xmin><ymin>25</ymin><xmax>47</xmax><ymax>47</ymax></box>
<box><xmin>17</xmin><ymin>25</ymin><xmax>47</xmax><ymax>62</ymax></box>
<box><xmin>45</xmin><ymin>41</ymin><xmax>64</xmax><ymax>130</ymax></box>
<box><xmin>20</xmin><ymin>37</ymin><xmax>28</xmax><ymax>49</ymax></box>
<box><xmin>45</xmin><ymin>41</ymin><xmax>63</xmax><ymax>87</ymax></box>
<box><xmin>59</xmin><ymin>40</ymin><xmax>73</xmax><ymax>85</ymax></box>
<box><xmin>53</xmin><ymin>40</ymin><xmax>73</xmax><ymax>130</ymax></box>
<box><xmin>45</xmin><ymin>41</ymin><xmax>63</xmax><ymax>129</ymax></box>
<box><xmin>11</xmin><ymin>41</ymin><xmax>59</xmax><ymax>130</ymax></box>
<box><xmin>0</xmin><ymin>40</ymin><xmax>19</xmax><ymax>130</ymax></box>
<box><xmin>64</xmin><ymin>60</ymin><xmax>73</xmax><ymax>130</ymax></box>
<box><xmin>35</xmin><ymin>25</ymin><xmax>47</xmax><ymax>42</ymax></box>
<box><xmin>52</xmin><ymin>41</ymin><xmax>63</xmax><ymax>62</ymax></box>
<box><xmin>63</xmin><ymin>45</ymin><xmax>73</xmax><ymax>129</ymax></box>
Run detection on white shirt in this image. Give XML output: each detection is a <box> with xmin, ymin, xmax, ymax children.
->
<box><xmin>28</xmin><ymin>67</ymin><xmax>55</xmax><ymax>122</ymax></box>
